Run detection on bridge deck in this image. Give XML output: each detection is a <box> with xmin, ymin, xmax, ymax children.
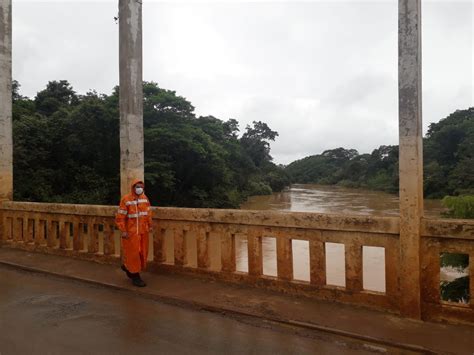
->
<box><xmin>0</xmin><ymin>248</ymin><xmax>473</xmax><ymax>354</ymax></box>
<box><xmin>2</xmin><ymin>266</ymin><xmax>382</xmax><ymax>354</ymax></box>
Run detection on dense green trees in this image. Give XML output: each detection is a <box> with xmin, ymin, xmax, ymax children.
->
<box><xmin>424</xmin><ymin>109</ymin><xmax>474</xmax><ymax>198</ymax></box>
<box><xmin>286</xmin><ymin>108</ymin><xmax>474</xmax><ymax>199</ymax></box>
<box><xmin>285</xmin><ymin>145</ymin><xmax>400</xmax><ymax>193</ymax></box>
<box><xmin>12</xmin><ymin>80</ymin><xmax>289</xmax><ymax>207</ymax></box>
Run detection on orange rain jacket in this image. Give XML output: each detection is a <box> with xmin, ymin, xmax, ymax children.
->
<box><xmin>115</xmin><ymin>179</ymin><xmax>153</xmax><ymax>273</ymax></box>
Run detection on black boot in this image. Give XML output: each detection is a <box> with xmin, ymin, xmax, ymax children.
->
<box><xmin>131</xmin><ymin>273</ymin><xmax>146</xmax><ymax>287</ymax></box>
<box><xmin>121</xmin><ymin>264</ymin><xmax>133</xmax><ymax>279</ymax></box>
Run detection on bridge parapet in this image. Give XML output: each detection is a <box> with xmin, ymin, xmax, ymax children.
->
<box><xmin>1</xmin><ymin>201</ymin><xmax>473</xmax><ymax>324</ymax></box>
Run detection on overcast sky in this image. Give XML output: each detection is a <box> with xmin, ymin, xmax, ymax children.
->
<box><xmin>12</xmin><ymin>0</ymin><xmax>473</xmax><ymax>164</ymax></box>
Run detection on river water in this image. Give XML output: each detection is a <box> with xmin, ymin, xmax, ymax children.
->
<box><xmin>240</xmin><ymin>184</ymin><xmax>445</xmax><ymax>217</ymax></box>
<box><xmin>236</xmin><ymin>184</ymin><xmax>446</xmax><ymax>292</ymax></box>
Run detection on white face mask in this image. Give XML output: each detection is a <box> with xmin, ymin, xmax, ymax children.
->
<box><xmin>135</xmin><ymin>187</ymin><xmax>144</xmax><ymax>195</ymax></box>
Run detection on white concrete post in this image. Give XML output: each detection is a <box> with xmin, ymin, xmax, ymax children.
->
<box><xmin>0</xmin><ymin>0</ymin><xmax>13</xmax><ymax>201</ymax></box>
<box><xmin>398</xmin><ymin>0</ymin><xmax>423</xmax><ymax>319</ymax></box>
<box><xmin>119</xmin><ymin>0</ymin><xmax>144</xmax><ymax>196</ymax></box>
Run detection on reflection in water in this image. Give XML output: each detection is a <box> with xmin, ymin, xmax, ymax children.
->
<box><xmin>236</xmin><ymin>184</ymin><xmax>445</xmax><ymax>291</ymax></box>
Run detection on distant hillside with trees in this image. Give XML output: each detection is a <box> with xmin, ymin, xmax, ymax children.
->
<box><xmin>12</xmin><ymin>80</ymin><xmax>289</xmax><ymax>208</ymax></box>
<box><xmin>285</xmin><ymin>108</ymin><xmax>474</xmax><ymax>200</ymax></box>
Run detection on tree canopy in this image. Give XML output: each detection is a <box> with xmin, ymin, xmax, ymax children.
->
<box><xmin>12</xmin><ymin>80</ymin><xmax>289</xmax><ymax>207</ymax></box>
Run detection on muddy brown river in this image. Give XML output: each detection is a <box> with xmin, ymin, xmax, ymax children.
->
<box><xmin>240</xmin><ymin>184</ymin><xmax>445</xmax><ymax>217</ymax></box>
<box><xmin>236</xmin><ymin>184</ymin><xmax>445</xmax><ymax>292</ymax></box>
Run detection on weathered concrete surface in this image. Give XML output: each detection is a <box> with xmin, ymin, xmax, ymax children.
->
<box><xmin>157</xmin><ymin>206</ymin><xmax>401</xmax><ymax>234</ymax></box>
<box><xmin>0</xmin><ymin>267</ymin><xmax>376</xmax><ymax>355</ymax></box>
<box><xmin>119</xmin><ymin>0</ymin><xmax>144</xmax><ymax>196</ymax></box>
<box><xmin>398</xmin><ymin>0</ymin><xmax>423</xmax><ymax>319</ymax></box>
<box><xmin>0</xmin><ymin>200</ymin><xmax>401</xmax><ymax>234</ymax></box>
<box><xmin>422</xmin><ymin>217</ymin><xmax>474</xmax><ymax>240</ymax></box>
<box><xmin>0</xmin><ymin>0</ymin><xmax>13</xmax><ymax>201</ymax></box>
<box><xmin>1</xmin><ymin>249</ymin><xmax>474</xmax><ymax>354</ymax></box>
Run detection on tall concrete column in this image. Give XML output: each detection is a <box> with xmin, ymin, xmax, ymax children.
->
<box><xmin>398</xmin><ymin>0</ymin><xmax>423</xmax><ymax>319</ymax></box>
<box><xmin>0</xmin><ymin>0</ymin><xmax>13</xmax><ymax>201</ymax></box>
<box><xmin>119</xmin><ymin>0</ymin><xmax>144</xmax><ymax>196</ymax></box>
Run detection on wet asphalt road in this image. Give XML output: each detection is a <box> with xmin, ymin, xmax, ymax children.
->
<box><xmin>0</xmin><ymin>266</ymin><xmax>386</xmax><ymax>355</ymax></box>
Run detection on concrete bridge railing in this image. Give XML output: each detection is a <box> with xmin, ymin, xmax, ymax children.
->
<box><xmin>0</xmin><ymin>201</ymin><xmax>473</xmax><ymax>324</ymax></box>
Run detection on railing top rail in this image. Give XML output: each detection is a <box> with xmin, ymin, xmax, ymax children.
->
<box><xmin>1</xmin><ymin>200</ymin><xmax>399</xmax><ymax>234</ymax></box>
<box><xmin>0</xmin><ymin>201</ymin><xmax>117</xmax><ymax>217</ymax></box>
<box><xmin>1</xmin><ymin>201</ymin><xmax>472</xmax><ymax>238</ymax></box>
<box><xmin>422</xmin><ymin>218</ymin><xmax>474</xmax><ymax>240</ymax></box>
<box><xmin>157</xmin><ymin>206</ymin><xmax>400</xmax><ymax>234</ymax></box>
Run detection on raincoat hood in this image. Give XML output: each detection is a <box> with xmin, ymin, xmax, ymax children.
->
<box><xmin>131</xmin><ymin>179</ymin><xmax>144</xmax><ymax>195</ymax></box>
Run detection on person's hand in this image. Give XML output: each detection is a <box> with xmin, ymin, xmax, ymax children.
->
<box><xmin>121</xmin><ymin>232</ymin><xmax>128</xmax><ymax>239</ymax></box>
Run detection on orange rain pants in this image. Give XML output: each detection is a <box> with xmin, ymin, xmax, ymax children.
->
<box><xmin>115</xmin><ymin>179</ymin><xmax>153</xmax><ymax>274</ymax></box>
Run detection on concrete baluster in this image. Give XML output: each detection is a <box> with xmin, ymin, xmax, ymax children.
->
<box><xmin>14</xmin><ymin>216</ymin><xmax>22</xmax><ymax>242</ymax></box>
<box><xmin>174</xmin><ymin>228</ymin><xmax>187</xmax><ymax>266</ymax></box>
<box><xmin>47</xmin><ymin>220</ymin><xmax>57</xmax><ymax>248</ymax></box>
<box><xmin>248</xmin><ymin>228</ymin><xmax>263</xmax><ymax>277</ymax></box>
<box><xmin>26</xmin><ymin>217</ymin><xmax>33</xmax><ymax>244</ymax></box>
<box><xmin>72</xmin><ymin>219</ymin><xmax>83</xmax><ymax>251</ymax></box>
<box><xmin>153</xmin><ymin>226</ymin><xmax>166</xmax><ymax>263</ymax></box>
<box><xmin>88</xmin><ymin>219</ymin><xmax>99</xmax><ymax>254</ymax></box>
<box><xmin>345</xmin><ymin>239</ymin><xmax>363</xmax><ymax>292</ymax></box>
<box><xmin>21</xmin><ymin>214</ymin><xmax>28</xmax><ymax>243</ymax></box>
<box><xmin>59</xmin><ymin>219</ymin><xmax>69</xmax><ymax>249</ymax></box>
<box><xmin>104</xmin><ymin>223</ymin><xmax>116</xmax><ymax>256</ymax></box>
<box><xmin>33</xmin><ymin>216</ymin><xmax>40</xmax><ymax>245</ymax></box>
<box><xmin>221</xmin><ymin>231</ymin><xmax>236</xmax><ymax>273</ymax></box>
<box><xmin>196</xmin><ymin>226</ymin><xmax>210</xmax><ymax>269</ymax></box>
<box><xmin>34</xmin><ymin>217</ymin><xmax>42</xmax><ymax>245</ymax></box>
<box><xmin>276</xmin><ymin>236</ymin><xmax>293</xmax><ymax>281</ymax></box>
<box><xmin>309</xmin><ymin>231</ymin><xmax>326</xmax><ymax>287</ymax></box>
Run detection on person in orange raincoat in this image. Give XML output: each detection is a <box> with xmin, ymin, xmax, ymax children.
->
<box><xmin>115</xmin><ymin>179</ymin><xmax>153</xmax><ymax>287</ymax></box>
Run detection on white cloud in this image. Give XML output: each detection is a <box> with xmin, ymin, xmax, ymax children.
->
<box><xmin>11</xmin><ymin>0</ymin><xmax>473</xmax><ymax>165</ymax></box>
